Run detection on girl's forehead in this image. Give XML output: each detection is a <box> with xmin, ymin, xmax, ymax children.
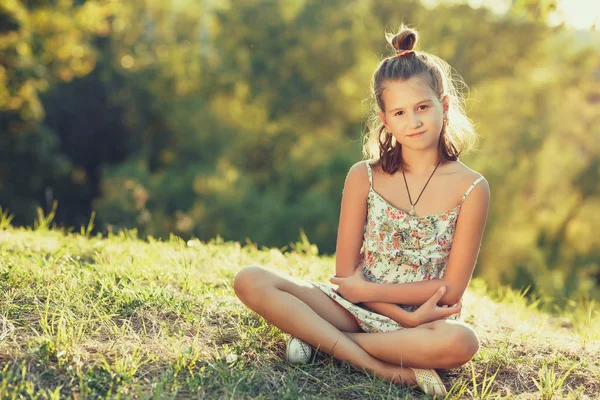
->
<box><xmin>381</xmin><ymin>76</ymin><xmax>438</xmax><ymax>107</ymax></box>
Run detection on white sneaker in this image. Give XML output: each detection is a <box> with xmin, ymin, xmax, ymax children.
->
<box><xmin>285</xmin><ymin>336</ymin><xmax>315</xmax><ymax>364</ymax></box>
<box><xmin>410</xmin><ymin>368</ymin><xmax>448</xmax><ymax>396</ymax></box>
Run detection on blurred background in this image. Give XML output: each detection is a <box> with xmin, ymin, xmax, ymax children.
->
<box><xmin>0</xmin><ymin>0</ymin><xmax>599</xmax><ymax>304</ymax></box>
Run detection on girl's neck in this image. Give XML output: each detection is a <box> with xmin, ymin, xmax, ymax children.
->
<box><xmin>402</xmin><ymin>148</ymin><xmax>441</xmax><ymax>176</ymax></box>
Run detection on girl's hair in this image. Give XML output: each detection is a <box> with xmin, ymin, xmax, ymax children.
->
<box><xmin>363</xmin><ymin>25</ymin><xmax>477</xmax><ymax>174</ymax></box>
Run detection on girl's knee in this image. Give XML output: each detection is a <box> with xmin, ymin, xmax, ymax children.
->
<box><xmin>446</xmin><ymin>325</ymin><xmax>480</xmax><ymax>367</ymax></box>
<box><xmin>234</xmin><ymin>264</ymin><xmax>268</xmax><ymax>300</ymax></box>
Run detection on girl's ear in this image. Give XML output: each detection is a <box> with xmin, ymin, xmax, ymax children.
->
<box><xmin>378</xmin><ymin>111</ymin><xmax>387</xmax><ymax>128</ymax></box>
<box><xmin>442</xmin><ymin>95</ymin><xmax>450</xmax><ymax>112</ymax></box>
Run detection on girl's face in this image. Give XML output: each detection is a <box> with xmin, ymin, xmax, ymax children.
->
<box><xmin>378</xmin><ymin>75</ymin><xmax>448</xmax><ymax>152</ymax></box>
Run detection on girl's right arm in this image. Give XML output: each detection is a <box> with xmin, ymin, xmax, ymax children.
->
<box><xmin>336</xmin><ymin>162</ymin><xmax>415</xmax><ymax>326</ymax></box>
<box><xmin>334</xmin><ymin>161</ymin><xmax>370</xmax><ymax>278</ymax></box>
<box><xmin>365</xmin><ymin>287</ymin><xmax>461</xmax><ymax>328</ymax></box>
<box><xmin>362</xmin><ymin>301</ymin><xmax>419</xmax><ymax>327</ymax></box>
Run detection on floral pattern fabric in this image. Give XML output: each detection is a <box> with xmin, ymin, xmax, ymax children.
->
<box><xmin>310</xmin><ymin>160</ymin><xmax>485</xmax><ymax>333</ymax></box>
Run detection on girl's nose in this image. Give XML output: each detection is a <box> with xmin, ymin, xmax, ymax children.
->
<box><xmin>408</xmin><ymin>113</ymin><xmax>422</xmax><ymax>129</ymax></box>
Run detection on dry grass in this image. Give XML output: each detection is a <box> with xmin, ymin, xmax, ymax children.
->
<box><xmin>0</xmin><ymin>225</ymin><xmax>598</xmax><ymax>399</ymax></box>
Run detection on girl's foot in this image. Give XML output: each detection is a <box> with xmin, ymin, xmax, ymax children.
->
<box><xmin>286</xmin><ymin>337</ymin><xmax>447</xmax><ymax>396</ymax></box>
<box><xmin>375</xmin><ymin>361</ymin><xmax>418</xmax><ymax>386</ymax></box>
<box><xmin>377</xmin><ymin>363</ymin><xmax>448</xmax><ymax>396</ymax></box>
<box><xmin>410</xmin><ymin>368</ymin><xmax>448</xmax><ymax>396</ymax></box>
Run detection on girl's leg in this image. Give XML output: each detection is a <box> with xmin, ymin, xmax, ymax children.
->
<box><xmin>345</xmin><ymin>320</ymin><xmax>480</xmax><ymax>369</ymax></box>
<box><xmin>233</xmin><ymin>265</ymin><xmax>417</xmax><ymax>385</ymax></box>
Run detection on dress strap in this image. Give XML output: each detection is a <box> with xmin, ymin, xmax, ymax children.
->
<box><xmin>459</xmin><ymin>175</ymin><xmax>486</xmax><ymax>205</ymax></box>
<box><xmin>365</xmin><ymin>161</ymin><xmax>373</xmax><ymax>186</ymax></box>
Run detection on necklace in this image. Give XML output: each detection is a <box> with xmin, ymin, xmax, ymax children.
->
<box><xmin>402</xmin><ymin>161</ymin><xmax>441</xmax><ymax>216</ymax></box>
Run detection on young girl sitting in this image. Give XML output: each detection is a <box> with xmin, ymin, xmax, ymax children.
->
<box><xmin>234</xmin><ymin>25</ymin><xmax>490</xmax><ymax>396</ymax></box>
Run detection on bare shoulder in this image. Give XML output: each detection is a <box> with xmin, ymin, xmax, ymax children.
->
<box><xmin>445</xmin><ymin>161</ymin><xmax>488</xmax><ymax>187</ymax></box>
<box><xmin>348</xmin><ymin>159</ymin><xmax>370</xmax><ymax>177</ymax></box>
<box><xmin>343</xmin><ymin>160</ymin><xmax>371</xmax><ymax>198</ymax></box>
<box><xmin>443</xmin><ymin>161</ymin><xmax>490</xmax><ymax>205</ymax></box>
<box><xmin>367</xmin><ymin>158</ymin><xmax>387</xmax><ymax>175</ymax></box>
<box><xmin>455</xmin><ymin>162</ymin><xmax>490</xmax><ymax>206</ymax></box>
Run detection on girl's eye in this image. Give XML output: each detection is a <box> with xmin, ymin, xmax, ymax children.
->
<box><xmin>394</xmin><ymin>105</ymin><xmax>428</xmax><ymax>116</ymax></box>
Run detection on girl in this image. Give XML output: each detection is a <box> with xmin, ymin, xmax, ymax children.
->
<box><xmin>234</xmin><ymin>25</ymin><xmax>489</xmax><ymax>396</ymax></box>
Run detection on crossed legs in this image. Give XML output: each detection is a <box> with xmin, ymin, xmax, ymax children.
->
<box><xmin>233</xmin><ymin>265</ymin><xmax>479</xmax><ymax>386</ymax></box>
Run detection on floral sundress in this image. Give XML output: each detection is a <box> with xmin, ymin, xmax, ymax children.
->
<box><xmin>310</xmin><ymin>160</ymin><xmax>486</xmax><ymax>333</ymax></box>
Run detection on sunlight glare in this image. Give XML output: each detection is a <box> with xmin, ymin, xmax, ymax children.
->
<box><xmin>421</xmin><ymin>0</ymin><xmax>600</xmax><ymax>30</ymax></box>
<box><xmin>551</xmin><ymin>0</ymin><xmax>600</xmax><ymax>30</ymax></box>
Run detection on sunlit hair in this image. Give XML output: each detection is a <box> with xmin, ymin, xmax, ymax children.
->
<box><xmin>363</xmin><ymin>25</ymin><xmax>477</xmax><ymax>174</ymax></box>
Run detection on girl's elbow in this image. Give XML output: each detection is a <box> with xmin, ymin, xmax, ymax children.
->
<box><xmin>435</xmin><ymin>277</ymin><xmax>466</xmax><ymax>305</ymax></box>
<box><xmin>442</xmin><ymin>287</ymin><xmax>464</xmax><ymax>306</ymax></box>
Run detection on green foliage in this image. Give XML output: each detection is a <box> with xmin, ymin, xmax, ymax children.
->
<box><xmin>0</xmin><ymin>206</ymin><xmax>14</xmax><ymax>230</ymax></box>
<box><xmin>34</xmin><ymin>200</ymin><xmax>57</xmax><ymax>231</ymax></box>
<box><xmin>532</xmin><ymin>363</ymin><xmax>577</xmax><ymax>400</ymax></box>
<box><xmin>468</xmin><ymin>363</ymin><xmax>501</xmax><ymax>399</ymax></box>
<box><xmin>0</xmin><ymin>0</ymin><xmax>114</xmax><ymax>228</ymax></box>
<box><xmin>0</xmin><ymin>0</ymin><xmax>599</xmax><ymax>305</ymax></box>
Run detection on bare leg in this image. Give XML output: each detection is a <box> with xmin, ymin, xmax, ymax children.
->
<box><xmin>234</xmin><ymin>265</ymin><xmax>417</xmax><ymax>385</ymax></box>
<box><xmin>345</xmin><ymin>320</ymin><xmax>480</xmax><ymax>369</ymax></box>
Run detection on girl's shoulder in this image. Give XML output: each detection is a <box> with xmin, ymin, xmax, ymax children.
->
<box><xmin>364</xmin><ymin>158</ymin><xmax>385</xmax><ymax>177</ymax></box>
<box><xmin>343</xmin><ymin>160</ymin><xmax>372</xmax><ymax>198</ymax></box>
<box><xmin>444</xmin><ymin>161</ymin><xmax>490</xmax><ymax>205</ymax></box>
<box><xmin>347</xmin><ymin>160</ymin><xmax>372</xmax><ymax>180</ymax></box>
<box><xmin>441</xmin><ymin>161</ymin><xmax>486</xmax><ymax>184</ymax></box>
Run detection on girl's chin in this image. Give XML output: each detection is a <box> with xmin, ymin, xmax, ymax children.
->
<box><xmin>400</xmin><ymin>140</ymin><xmax>439</xmax><ymax>151</ymax></box>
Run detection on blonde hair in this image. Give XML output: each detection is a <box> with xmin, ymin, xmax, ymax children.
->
<box><xmin>363</xmin><ymin>25</ymin><xmax>477</xmax><ymax>173</ymax></box>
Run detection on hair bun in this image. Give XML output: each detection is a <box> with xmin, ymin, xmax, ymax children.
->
<box><xmin>390</xmin><ymin>26</ymin><xmax>419</xmax><ymax>52</ymax></box>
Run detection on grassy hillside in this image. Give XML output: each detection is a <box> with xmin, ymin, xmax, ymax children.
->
<box><xmin>0</xmin><ymin>224</ymin><xmax>598</xmax><ymax>399</ymax></box>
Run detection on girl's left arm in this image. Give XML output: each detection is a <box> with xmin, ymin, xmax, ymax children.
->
<box><xmin>357</xmin><ymin>179</ymin><xmax>490</xmax><ymax>306</ymax></box>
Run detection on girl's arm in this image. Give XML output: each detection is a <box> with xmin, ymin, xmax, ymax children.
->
<box><xmin>362</xmin><ymin>301</ymin><xmax>421</xmax><ymax>328</ymax></box>
<box><xmin>361</xmin><ymin>301</ymin><xmax>418</xmax><ymax>327</ymax></box>
<box><xmin>335</xmin><ymin>161</ymin><xmax>413</xmax><ymax>319</ymax></box>
<box><xmin>334</xmin><ymin>161</ymin><xmax>369</xmax><ymax>279</ymax></box>
<box><xmin>363</xmin><ymin>286</ymin><xmax>461</xmax><ymax>328</ymax></box>
<box><xmin>359</xmin><ymin>178</ymin><xmax>490</xmax><ymax>306</ymax></box>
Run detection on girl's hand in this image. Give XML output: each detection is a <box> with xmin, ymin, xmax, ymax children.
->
<box><xmin>411</xmin><ymin>286</ymin><xmax>461</xmax><ymax>327</ymax></box>
<box><xmin>329</xmin><ymin>267</ymin><xmax>370</xmax><ymax>303</ymax></box>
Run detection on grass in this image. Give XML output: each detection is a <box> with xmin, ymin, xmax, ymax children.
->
<box><xmin>0</xmin><ymin>218</ymin><xmax>599</xmax><ymax>398</ymax></box>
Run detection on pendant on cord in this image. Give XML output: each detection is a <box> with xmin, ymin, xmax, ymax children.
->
<box><xmin>402</xmin><ymin>161</ymin><xmax>441</xmax><ymax>219</ymax></box>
